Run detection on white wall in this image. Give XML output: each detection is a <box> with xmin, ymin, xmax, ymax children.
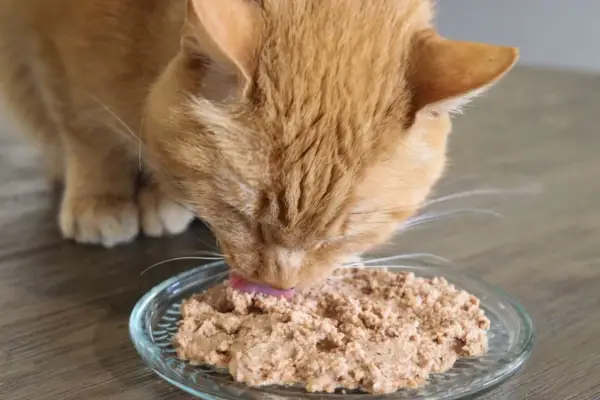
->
<box><xmin>435</xmin><ymin>0</ymin><xmax>600</xmax><ymax>73</ymax></box>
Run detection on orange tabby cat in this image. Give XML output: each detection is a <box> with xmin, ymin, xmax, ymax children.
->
<box><xmin>0</xmin><ymin>0</ymin><xmax>518</xmax><ymax>289</ymax></box>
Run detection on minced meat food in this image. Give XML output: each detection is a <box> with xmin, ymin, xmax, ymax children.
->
<box><xmin>173</xmin><ymin>268</ymin><xmax>490</xmax><ymax>394</ymax></box>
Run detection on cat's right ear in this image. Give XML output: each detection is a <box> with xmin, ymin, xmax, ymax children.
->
<box><xmin>181</xmin><ymin>0</ymin><xmax>263</xmax><ymax>83</ymax></box>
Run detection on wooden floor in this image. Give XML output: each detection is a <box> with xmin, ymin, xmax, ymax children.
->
<box><xmin>1</xmin><ymin>67</ymin><xmax>599</xmax><ymax>400</ymax></box>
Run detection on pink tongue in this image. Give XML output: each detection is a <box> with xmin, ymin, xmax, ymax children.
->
<box><xmin>229</xmin><ymin>273</ymin><xmax>295</xmax><ymax>298</ymax></box>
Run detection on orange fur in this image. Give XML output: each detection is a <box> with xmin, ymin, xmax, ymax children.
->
<box><xmin>0</xmin><ymin>0</ymin><xmax>518</xmax><ymax>288</ymax></box>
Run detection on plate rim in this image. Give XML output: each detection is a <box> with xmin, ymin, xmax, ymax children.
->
<box><xmin>129</xmin><ymin>261</ymin><xmax>535</xmax><ymax>399</ymax></box>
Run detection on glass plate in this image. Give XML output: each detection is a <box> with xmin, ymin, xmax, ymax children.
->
<box><xmin>129</xmin><ymin>261</ymin><xmax>535</xmax><ymax>400</ymax></box>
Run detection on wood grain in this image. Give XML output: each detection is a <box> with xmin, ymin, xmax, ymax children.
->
<box><xmin>1</xmin><ymin>67</ymin><xmax>599</xmax><ymax>400</ymax></box>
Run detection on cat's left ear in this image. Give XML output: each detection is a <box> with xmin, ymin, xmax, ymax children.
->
<box><xmin>182</xmin><ymin>0</ymin><xmax>263</xmax><ymax>83</ymax></box>
<box><xmin>410</xmin><ymin>30</ymin><xmax>519</xmax><ymax>114</ymax></box>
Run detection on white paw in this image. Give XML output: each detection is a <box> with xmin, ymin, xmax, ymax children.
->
<box><xmin>139</xmin><ymin>186</ymin><xmax>195</xmax><ymax>237</ymax></box>
<box><xmin>59</xmin><ymin>196</ymin><xmax>139</xmax><ymax>247</ymax></box>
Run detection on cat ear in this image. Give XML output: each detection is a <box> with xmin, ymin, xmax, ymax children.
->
<box><xmin>411</xmin><ymin>30</ymin><xmax>519</xmax><ymax>113</ymax></box>
<box><xmin>182</xmin><ymin>0</ymin><xmax>262</xmax><ymax>82</ymax></box>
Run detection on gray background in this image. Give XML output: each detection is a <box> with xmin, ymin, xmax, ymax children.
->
<box><xmin>435</xmin><ymin>0</ymin><xmax>600</xmax><ymax>73</ymax></box>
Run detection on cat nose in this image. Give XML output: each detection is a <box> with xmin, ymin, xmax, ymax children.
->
<box><xmin>255</xmin><ymin>246</ymin><xmax>304</xmax><ymax>290</ymax></box>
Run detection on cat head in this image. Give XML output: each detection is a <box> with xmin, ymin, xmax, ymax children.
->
<box><xmin>143</xmin><ymin>0</ymin><xmax>518</xmax><ymax>290</ymax></box>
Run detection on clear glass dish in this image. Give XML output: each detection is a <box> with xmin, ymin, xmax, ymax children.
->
<box><xmin>129</xmin><ymin>261</ymin><xmax>535</xmax><ymax>400</ymax></box>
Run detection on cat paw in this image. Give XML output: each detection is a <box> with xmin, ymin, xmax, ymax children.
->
<box><xmin>138</xmin><ymin>185</ymin><xmax>195</xmax><ymax>237</ymax></box>
<box><xmin>59</xmin><ymin>195</ymin><xmax>139</xmax><ymax>247</ymax></box>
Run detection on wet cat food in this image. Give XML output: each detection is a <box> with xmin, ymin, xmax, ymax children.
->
<box><xmin>173</xmin><ymin>268</ymin><xmax>490</xmax><ymax>394</ymax></box>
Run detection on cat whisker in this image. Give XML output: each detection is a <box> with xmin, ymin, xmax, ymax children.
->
<box><xmin>402</xmin><ymin>208</ymin><xmax>504</xmax><ymax>230</ymax></box>
<box><xmin>325</xmin><ymin>277</ymin><xmax>363</xmax><ymax>294</ymax></box>
<box><xmin>350</xmin><ymin>182</ymin><xmax>539</xmax><ymax>217</ymax></box>
<box><xmin>350</xmin><ymin>205</ymin><xmax>414</xmax><ymax>216</ymax></box>
<box><xmin>424</xmin><ymin>183</ymin><xmax>541</xmax><ymax>208</ymax></box>
<box><xmin>138</xmin><ymin>115</ymin><xmax>146</xmax><ymax>172</ymax></box>
<box><xmin>140</xmin><ymin>255</ymin><xmax>224</xmax><ymax>275</ymax></box>
<box><xmin>437</xmin><ymin>174</ymin><xmax>481</xmax><ymax>188</ymax></box>
<box><xmin>88</xmin><ymin>93</ymin><xmax>142</xmax><ymax>144</ymax></box>
<box><xmin>167</xmin><ymin>196</ymin><xmax>197</xmax><ymax>215</ymax></box>
<box><xmin>188</xmin><ymin>249</ymin><xmax>225</xmax><ymax>257</ymax></box>
<box><xmin>343</xmin><ymin>253</ymin><xmax>450</xmax><ymax>269</ymax></box>
<box><xmin>348</xmin><ymin>208</ymin><xmax>502</xmax><ymax>228</ymax></box>
<box><xmin>385</xmin><ymin>252</ymin><xmax>451</xmax><ymax>265</ymax></box>
<box><xmin>206</xmin><ymin>270</ymin><xmax>231</xmax><ymax>285</ymax></box>
<box><xmin>191</xmin><ymin>230</ymin><xmax>224</xmax><ymax>253</ymax></box>
<box><xmin>88</xmin><ymin>93</ymin><xmax>188</xmax><ymax>185</ymax></box>
<box><xmin>328</xmin><ymin>264</ymin><xmax>425</xmax><ymax>280</ymax></box>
